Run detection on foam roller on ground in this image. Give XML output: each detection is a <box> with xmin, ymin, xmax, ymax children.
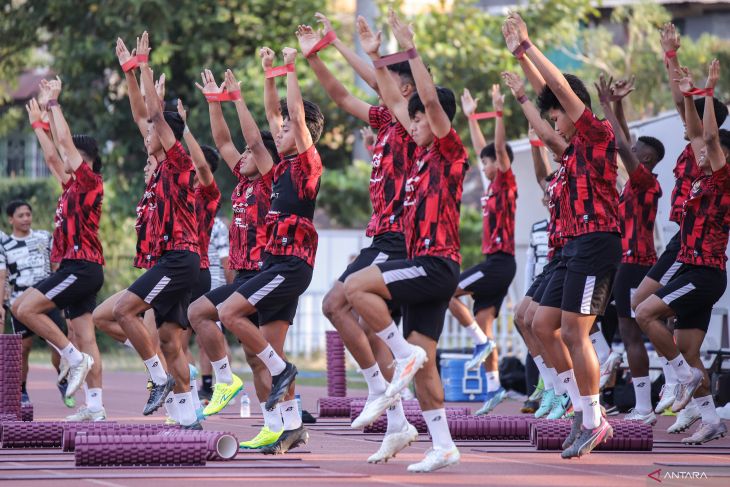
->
<box><xmin>20</xmin><ymin>403</ymin><xmax>33</xmax><ymax>422</ymax></box>
<box><xmin>531</xmin><ymin>419</ymin><xmax>653</xmax><ymax>451</ymax></box>
<box><xmin>325</xmin><ymin>331</ymin><xmax>346</xmax><ymax>397</ymax></box>
<box><xmin>317</xmin><ymin>397</ymin><xmax>358</xmax><ymax>417</ymax></box>
<box><xmin>61</xmin><ymin>422</ymin><xmax>167</xmax><ymax>452</ymax></box>
<box><xmin>1</xmin><ymin>421</ymin><xmax>90</xmax><ymax>448</ymax></box>
<box><xmin>448</xmin><ymin>415</ymin><xmax>535</xmax><ymax>440</ymax></box>
<box><xmin>0</xmin><ymin>335</ymin><xmax>22</xmax><ymax>419</ymax></box>
<box><xmin>74</xmin><ymin>434</ymin><xmax>207</xmax><ymax>466</ymax></box>
<box><xmin>157</xmin><ymin>430</ymin><xmax>238</xmax><ymax>460</ymax></box>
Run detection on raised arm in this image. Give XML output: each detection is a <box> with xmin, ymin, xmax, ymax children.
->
<box><xmin>504</xmin><ymin>14</ymin><xmax>585</xmax><ymax>122</ymax></box>
<box><xmin>702</xmin><ymin>59</ymin><xmax>725</xmax><ymax>172</ymax></box>
<box><xmin>492</xmin><ymin>84</ymin><xmax>510</xmax><ymax>172</ymax></box>
<box><xmin>529</xmin><ymin>126</ymin><xmax>551</xmax><ymax>191</ymax></box>
<box><xmin>502</xmin><ymin>71</ymin><xmax>568</xmax><ymax>157</ymax></box>
<box><xmin>177</xmin><ymin>99</ymin><xmax>214</xmax><ymax>186</ymax></box>
<box><xmin>315</xmin><ymin>12</ymin><xmax>378</xmax><ymax>91</ymax></box>
<box><xmin>116</xmin><ymin>37</ymin><xmax>148</xmax><ymax>138</ymax></box>
<box><xmin>610</xmin><ymin>76</ymin><xmax>635</xmax><ymax>140</ymax></box>
<box><xmin>596</xmin><ymin>74</ymin><xmax>640</xmax><ymax>173</ymax></box>
<box><xmin>298</xmin><ymin>25</ymin><xmax>371</xmax><ymax>122</ymax></box>
<box><xmin>519</xmin><ymin>56</ymin><xmax>546</xmax><ymax>95</ymax></box>
<box><xmin>260</xmin><ymin>47</ymin><xmax>283</xmax><ymax>139</ymax></box>
<box><xmin>281</xmin><ymin>47</ymin><xmax>313</xmax><ymax>153</ymax></box>
<box><xmin>26</xmin><ymin>98</ymin><xmax>68</xmax><ymax>185</ymax></box>
<box><xmin>660</xmin><ymin>23</ymin><xmax>686</xmax><ymax>122</ymax></box>
<box><xmin>461</xmin><ymin>89</ymin><xmax>487</xmax><ymax>155</ymax></box>
<box><xmin>45</xmin><ymin>77</ymin><xmax>84</xmax><ymax>173</ymax></box>
<box><xmin>390</xmin><ymin>10</ymin><xmax>450</xmax><ymax>138</ymax></box>
<box><xmin>137</xmin><ymin>32</ymin><xmax>175</xmax><ymax>151</ymax></box>
<box><xmin>359</xmin><ymin>16</ymin><xmax>410</xmax><ymax>128</ymax></box>
<box><xmin>195</xmin><ymin>70</ymin><xmax>241</xmax><ymax>172</ymax></box>
<box><xmin>224</xmin><ymin>69</ymin><xmax>275</xmax><ymax>175</ymax></box>
<box><xmin>676</xmin><ymin>66</ymin><xmax>705</xmax><ymax>157</ymax></box>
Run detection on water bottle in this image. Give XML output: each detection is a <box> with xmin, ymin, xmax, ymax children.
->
<box><xmin>239</xmin><ymin>392</ymin><xmax>251</xmax><ymax>418</ymax></box>
<box><xmin>295</xmin><ymin>393</ymin><xmax>302</xmax><ymax>418</ymax></box>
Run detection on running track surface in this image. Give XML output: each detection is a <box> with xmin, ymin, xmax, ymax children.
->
<box><xmin>2</xmin><ymin>367</ymin><xmax>728</xmax><ymax>487</ymax></box>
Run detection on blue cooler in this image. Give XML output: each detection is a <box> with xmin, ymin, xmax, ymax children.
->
<box><xmin>440</xmin><ymin>353</ymin><xmax>488</xmax><ymax>402</ymax></box>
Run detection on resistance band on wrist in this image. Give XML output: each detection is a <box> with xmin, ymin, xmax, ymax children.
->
<box><xmin>373</xmin><ymin>48</ymin><xmax>418</xmax><ymax>69</ymax></box>
<box><xmin>468</xmin><ymin>111</ymin><xmax>503</xmax><ymax>120</ymax></box>
<box><xmin>204</xmin><ymin>89</ymin><xmax>241</xmax><ymax>103</ymax></box>
<box><xmin>265</xmin><ymin>64</ymin><xmax>295</xmax><ymax>79</ymax></box>
<box><xmin>682</xmin><ymin>87</ymin><xmax>714</xmax><ymax>98</ymax></box>
<box><xmin>512</xmin><ymin>40</ymin><xmax>532</xmax><ymax>60</ymax></box>
<box><xmin>306</xmin><ymin>31</ymin><xmax>337</xmax><ymax>57</ymax></box>
<box><xmin>530</xmin><ymin>139</ymin><xmax>545</xmax><ymax>147</ymax></box>
<box><xmin>121</xmin><ymin>54</ymin><xmax>150</xmax><ymax>72</ymax></box>
<box><xmin>31</xmin><ymin>121</ymin><xmax>51</xmax><ymax>131</ymax></box>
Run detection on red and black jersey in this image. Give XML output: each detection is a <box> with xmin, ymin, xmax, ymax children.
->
<box><xmin>678</xmin><ymin>164</ymin><xmax>730</xmax><ymax>270</ymax></box>
<box><xmin>195</xmin><ymin>180</ymin><xmax>221</xmax><ymax>269</ymax></box>
<box><xmin>133</xmin><ymin>170</ymin><xmax>160</xmax><ymax>269</ymax></box>
<box><xmin>152</xmin><ymin>141</ymin><xmax>199</xmax><ymax>255</ymax></box>
<box><xmin>558</xmin><ymin>108</ymin><xmax>620</xmax><ymax>238</ymax></box>
<box><xmin>669</xmin><ymin>143</ymin><xmax>701</xmax><ymax>224</ymax></box>
<box><xmin>266</xmin><ymin>145</ymin><xmax>322</xmax><ymax>267</ymax></box>
<box><xmin>403</xmin><ymin>128</ymin><xmax>468</xmax><ymax>264</ymax></box>
<box><xmin>366</xmin><ymin>106</ymin><xmax>416</xmax><ymax>237</ymax></box>
<box><xmin>546</xmin><ymin>167</ymin><xmax>565</xmax><ymax>258</ymax></box>
<box><xmin>229</xmin><ymin>158</ymin><xmax>273</xmax><ymax>271</ymax></box>
<box><xmin>481</xmin><ymin>167</ymin><xmax>517</xmax><ymax>255</ymax></box>
<box><xmin>50</xmin><ymin>163</ymin><xmax>104</xmax><ymax>265</ymax></box>
<box><xmin>619</xmin><ymin>164</ymin><xmax>662</xmax><ymax>265</ymax></box>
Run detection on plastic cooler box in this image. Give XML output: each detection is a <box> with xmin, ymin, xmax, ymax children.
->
<box><xmin>440</xmin><ymin>353</ymin><xmax>488</xmax><ymax>402</ymax></box>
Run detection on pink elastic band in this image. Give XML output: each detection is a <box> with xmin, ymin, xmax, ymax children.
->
<box><xmin>32</xmin><ymin>121</ymin><xmax>51</xmax><ymax>131</ymax></box>
<box><xmin>682</xmin><ymin>87</ymin><xmax>714</xmax><ymax>97</ymax></box>
<box><xmin>265</xmin><ymin>64</ymin><xmax>295</xmax><ymax>79</ymax></box>
<box><xmin>530</xmin><ymin>139</ymin><xmax>545</xmax><ymax>147</ymax></box>
<box><xmin>373</xmin><ymin>48</ymin><xmax>418</xmax><ymax>69</ymax></box>
<box><xmin>306</xmin><ymin>31</ymin><xmax>337</xmax><ymax>57</ymax></box>
<box><xmin>469</xmin><ymin>111</ymin><xmax>503</xmax><ymax>120</ymax></box>
<box><xmin>121</xmin><ymin>54</ymin><xmax>149</xmax><ymax>72</ymax></box>
<box><xmin>204</xmin><ymin>90</ymin><xmax>241</xmax><ymax>103</ymax></box>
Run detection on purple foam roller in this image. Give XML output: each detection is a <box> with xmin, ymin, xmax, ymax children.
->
<box><xmin>317</xmin><ymin>397</ymin><xmax>358</xmax><ymax>417</ymax></box>
<box><xmin>20</xmin><ymin>403</ymin><xmax>33</xmax><ymax>422</ymax></box>
<box><xmin>0</xmin><ymin>334</ymin><xmax>22</xmax><ymax>419</ymax></box>
<box><xmin>61</xmin><ymin>422</ymin><xmax>165</xmax><ymax>452</ymax></box>
<box><xmin>74</xmin><ymin>434</ymin><xmax>207</xmax><ymax>466</ymax></box>
<box><xmin>325</xmin><ymin>331</ymin><xmax>346</xmax><ymax>397</ymax></box>
<box><xmin>157</xmin><ymin>430</ymin><xmax>238</xmax><ymax>460</ymax></box>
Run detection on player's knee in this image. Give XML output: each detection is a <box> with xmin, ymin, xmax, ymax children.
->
<box><xmin>559</xmin><ymin>324</ymin><xmax>580</xmax><ymax>349</ymax></box>
<box><xmin>343</xmin><ymin>274</ymin><xmax>364</xmax><ymax>303</ymax></box>
<box><xmin>217</xmin><ymin>302</ymin><xmax>238</xmax><ymax>327</ymax></box>
<box><xmin>112</xmin><ymin>295</ymin><xmax>136</xmax><ymax>323</ymax></box>
<box><xmin>322</xmin><ymin>287</ymin><xmax>345</xmax><ymax>321</ymax></box>
<box><xmin>187</xmin><ymin>298</ymin><xmax>212</xmax><ymax>328</ymax></box>
<box><xmin>634</xmin><ymin>303</ymin><xmax>653</xmax><ymax>329</ymax></box>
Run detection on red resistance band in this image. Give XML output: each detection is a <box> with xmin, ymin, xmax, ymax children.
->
<box><xmin>373</xmin><ymin>48</ymin><xmax>418</xmax><ymax>69</ymax></box>
<box><xmin>306</xmin><ymin>31</ymin><xmax>337</xmax><ymax>57</ymax></box>
<box><xmin>469</xmin><ymin>111</ymin><xmax>503</xmax><ymax>120</ymax></box>
<box><xmin>204</xmin><ymin>90</ymin><xmax>242</xmax><ymax>103</ymax></box>
<box><xmin>530</xmin><ymin>139</ymin><xmax>545</xmax><ymax>147</ymax></box>
<box><xmin>512</xmin><ymin>40</ymin><xmax>532</xmax><ymax>60</ymax></box>
<box><xmin>265</xmin><ymin>64</ymin><xmax>295</xmax><ymax>79</ymax></box>
<box><xmin>31</xmin><ymin>121</ymin><xmax>51</xmax><ymax>131</ymax></box>
<box><xmin>682</xmin><ymin>87</ymin><xmax>714</xmax><ymax>97</ymax></box>
<box><xmin>664</xmin><ymin>49</ymin><xmax>677</xmax><ymax>68</ymax></box>
<box><xmin>121</xmin><ymin>54</ymin><xmax>150</xmax><ymax>73</ymax></box>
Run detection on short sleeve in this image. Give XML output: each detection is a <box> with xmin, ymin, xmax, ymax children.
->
<box><xmin>435</xmin><ymin>128</ymin><xmax>468</xmax><ymax>166</ymax></box>
<box><xmin>712</xmin><ymin>163</ymin><xmax>730</xmax><ymax>188</ymax></box>
<box><xmin>198</xmin><ymin>180</ymin><xmax>221</xmax><ymax>204</ymax></box>
<box><xmin>294</xmin><ymin>145</ymin><xmax>323</xmax><ymax>200</ymax></box>
<box><xmin>369</xmin><ymin>105</ymin><xmax>391</xmax><ymax>130</ymax></box>
<box><xmin>628</xmin><ymin>164</ymin><xmax>657</xmax><ymax>192</ymax></box>
<box><xmin>165</xmin><ymin>141</ymin><xmax>194</xmax><ymax>173</ymax></box>
<box><xmin>73</xmin><ymin>162</ymin><xmax>102</xmax><ymax>191</ymax></box>
<box><xmin>494</xmin><ymin>167</ymin><xmax>516</xmax><ymax>192</ymax></box>
<box><xmin>574</xmin><ymin>108</ymin><xmax>613</xmax><ymax>145</ymax></box>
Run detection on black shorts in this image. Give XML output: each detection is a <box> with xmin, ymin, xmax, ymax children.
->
<box><xmin>646</xmin><ymin>231</ymin><xmax>682</xmax><ymax>285</ymax></box>
<box><xmin>377</xmin><ymin>256</ymin><xmax>460</xmax><ymax>342</ymax></box>
<box><xmin>525</xmin><ymin>271</ymin><xmax>546</xmax><ymax>299</ymax></box>
<box><xmin>236</xmin><ymin>254</ymin><xmax>310</xmax><ymax>326</ymax></box>
<box><xmin>338</xmin><ymin>232</ymin><xmax>407</xmax><ymax>282</ymax></box>
<box><xmin>655</xmin><ymin>263</ymin><xmax>727</xmax><ymax>332</ymax></box>
<box><xmin>10</xmin><ymin>307</ymin><xmax>66</xmax><ymax>339</ymax></box>
<box><xmin>192</xmin><ymin>268</ymin><xmax>212</xmax><ymax>303</ymax></box>
<box><xmin>458</xmin><ymin>252</ymin><xmax>516</xmax><ymax>316</ymax></box>
<box><xmin>561</xmin><ymin>233</ymin><xmax>621</xmax><ymax>315</ymax></box>
<box><xmin>539</xmin><ymin>254</ymin><xmax>567</xmax><ymax>309</ymax></box>
<box><xmin>612</xmin><ymin>263</ymin><xmax>652</xmax><ymax>318</ymax></box>
<box><xmin>128</xmin><ymin>250</ymin><xmax>200</xmax><ymax>328</ymax></box>
<box><xmin>531</xmin><ymin>251</ymin><xmax>562</xmax><ymax>303</ymax></box>
<box><xmin>34</xmin><ymin>259</ymin><xmax>104</xmax><ymax>320</ymax></box>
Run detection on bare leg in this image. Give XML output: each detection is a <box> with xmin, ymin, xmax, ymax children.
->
<box><xmin>322</xmin><ymin>281</ymin><xmax>378</xmax><ymax>368</ymax></box>
<box><xmin>410</xmin><ymin>332</ymin><xmax>442</xmax><ymax>410</ymax></box>
<box><xmin>447</xmin><ymin>289</ymin><xmax>473</xmax><ymax>327</ymax></box>
<box><xmin>635</xmin><ymin>296</ymin><xmax>677</xmax><ymax>359</ymax></box>
<box><xmin>158</xmin><ymin>322</ymin><xmax>190</xmax><ymax>393</ymax></box>
<box><xmin>218</xmin><ymin>294</ymin><xmax>267</xmax><ymax>353</ymax></box>
<box><xmin>476</xmin><ymin>307</ymin><xmax>498</xmax><ymax>372</ymax></box>
<box><xmin>13</xmin><ymin>290</ymin><xmax>69</xmax><ymax>350</ymax></box>
<box><xmin>113</xmin><ymin>291</ymin><xmax>156</xmax><ymax>360</ymax></box>
<box><xmin>619</xmin><ymin>317</ymin><xmax>649</xmax><ymax>377</ymax></box>
<box><xmin>92</xmin><ymin>290</ymin><xmax>128</xmax><ymax>343</ymax></box>
<box><xmin>344</xmin><ymin>266</ymin><xmax>393</xmax><ymax>333</ymax></box>
<box><xmin>560</xmin><ymin>312</ymin><xmax>599</xmax><ymax>396</ymax></box>
<box><xmin>676</xmin><ymin>329</ymin><xmax>710</xmax><ymax>396</ymax></box>
<box><xmin>71</xmin><ymin>313</ymin><xmax>102</xmax><ymax>389</ymax></box>
<box><xmin>533</xmin><ymin>306</ymin><xmax>571</xmax><ymax>372</ymax></box>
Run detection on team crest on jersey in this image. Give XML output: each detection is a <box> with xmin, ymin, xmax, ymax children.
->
<box><xmin>245</xmin><ymin>185</ymin><xmax>254</xmax><ymax>199</ymax></box>
<box><xmin>691</xmin><ymin>180</ymin><xmax>703</xmax><ymax>196</ymax></box>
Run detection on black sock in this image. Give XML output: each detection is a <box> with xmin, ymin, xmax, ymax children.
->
<box><xmin>21</xmin><ymin>382</ymin><xmax>27</xmax><ymax>394</ymax></box>
<box><xmin>202</xmin><ymin>375</ymin><xmax>213</xmax><ymax>391</ymax></box>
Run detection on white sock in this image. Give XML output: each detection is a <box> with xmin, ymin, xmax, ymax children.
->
<box><xmin>558</xmin><ymin>370</ymin><xmax>582</xmax><ymax>411</ymax></box>
<box><xmin>553</xmin><ymin>369</ymin><xmax>567</xmax><ymax>395</ymax></box>
<box><xmin>261</xmin><ymin>402</ymin><xmax>283</xmax><ymax>433</ymax></box>
<box><xmin>86</xmin><ymin>387</ymin><xmax>103</xmax><ymax>413</ymax></box>
<box><xmin>190</xmin><ymin>380</ymin><xmax>202</xmax><ymax>411</ymax></box>
<box><xmin>669</xmin><ymin>353</ymin><xmax>692</xmax><ymax>383</ymax></box>
<box><xmin>143</xmin><ymin>355</ymin><xmax>167</xmax><ymax>385</ymax></box>
<box><xmin>175</xmin><ymin>392</ymin><xmax>197</xmax><ymax>426</ymax></box>
<box><xmin>164</xmin><ymin>394</ymin><xmax>178</xmax><ymax>421</ymax></box>
<box><xmin>422</xmin><ymin>408</ymin><xmax>456</xmax><ymax>451</ymax></box>
<box><xmin>662</xmin><ymin>358</ymin><xmax>678</xmax><ymax>386</ymax></box>
<box><xmin>534</xmin><ymin>356</ymin><xmax>553</xmax><ymax>389</ymax></box>
<box><xmin>590</xmin><ymin>331</ymin><xmax>611</xmax><ymax>364</ymax></box>
<box><xmin>486</xmin><ymin>371</ymin><xmax>501</xmax><ymax>392</ymax></box>
<box><xmin>375</xmin><ymin>322</ymin><xmax>413</xmax><ymax>360</ymax></box>
<box><xmin>280</xmin><ymin>399</ymin><xmax>302</xmax><ymax>430</ymax></box>
<box><xmin>61</xmin><ymin>343</ymin><xmax>83</xmax><ymax>366</ymax></box>
<box><xmin>466</xmin><ymin>322</ymin><xmax>488</xmax><ymax>345</ymax></box>
<box><xmin>122</xmin><ymin>339</ymin><xmax>135</xmax><ymax>349</ymax></box>
<box><xmin>581</xmin><ymin>394</ymin><xmax>601</xmax><ymax>429</ymax></box>
<box><xmin>362</xmin><ymin>364</ymin><xmax>388</xmax><ymax>396</ymax></box>
<box><xmin>547</xmin><ymin>367</ymin><xmax>559</xmax><ymax>390</ymax></box>
<box><xmin>385</xmin><ymin>398</ymin><xmax>408</xmax><ymax>434</ymax></box>
<box><xmin>211</xmin><ymin>357</ymin><xmax>233</xmax><ymax>384</ymax></box>
<box><xmin>256</xmin><ymin>344</ymin><xmax>286</xmax><ymax>376</ymax></box>
<box><xmin>632</xmin><ymin>376</ymin><xmax>652</xmax><ymax>414</ymax></box>
<box><xmin>695</xmin><ymin>395</ymin><xmax>720</xmax><ymax>425</ymax></box>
